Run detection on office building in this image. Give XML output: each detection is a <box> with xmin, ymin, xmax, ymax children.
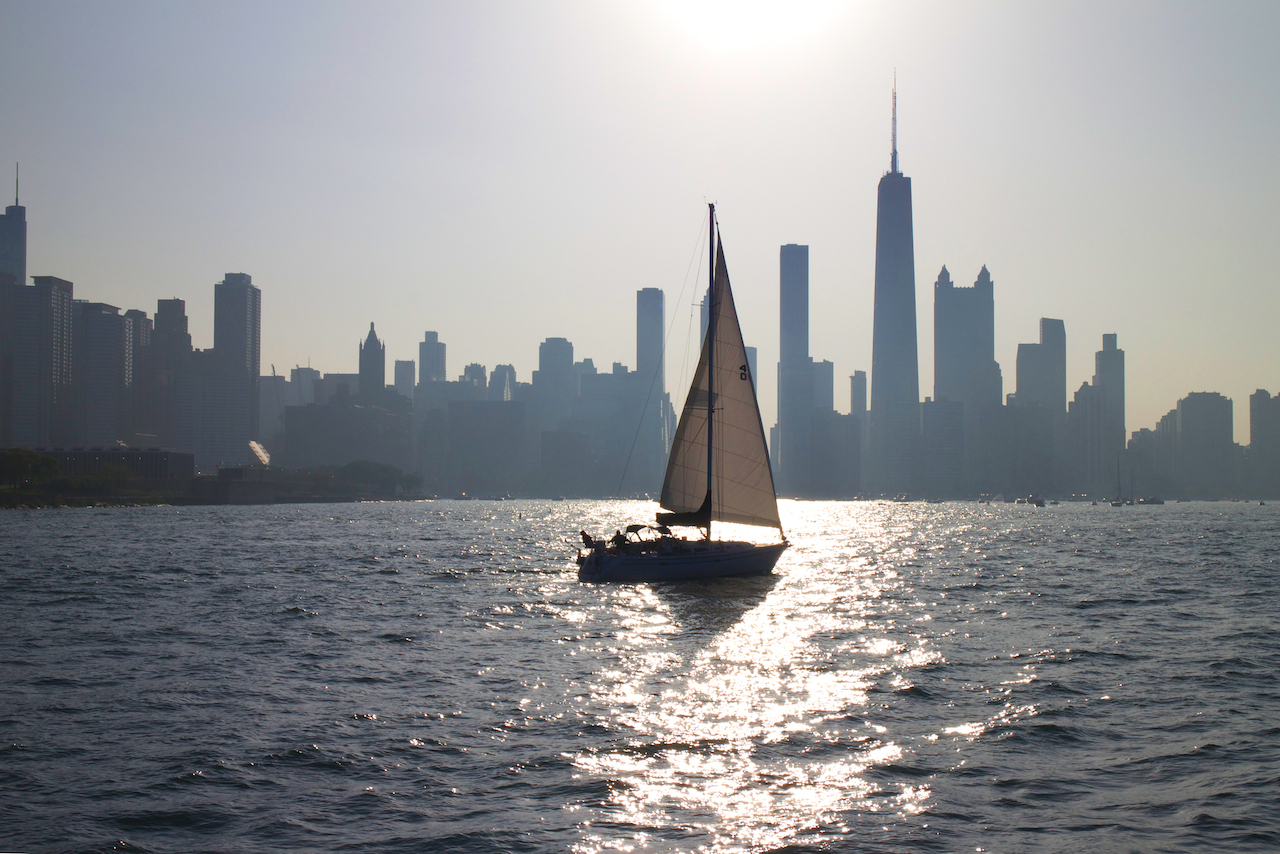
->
<box><xmin>532</xmin><ymin>337</ymin><xmax>575</xmax><ymax>431</ymax></box>
<box><xmin>419</xmin><ymin>332</ymin><xmax>446</xmax><ymax>383</ymax></box>
<box><xmin>934</xmin><ymin>265</ymin><xmax>1001</xmax><ymax>410</ymax></box>
<box><xmin>1014</xmin><ymin>318</ymin><xmax>1066</xmax><ymax>413</ymax></box>
<box><xmin>868</xmin><ymin>87</ymin><xmax>920</xmax><ymax>494</ymax></box>
<box><xmin>213</xmin><ymin>272</ymin><xmax>261</xmax><ymax>454</ymax></box>
<box><xmin>394</xmin><ymin>360</ymin><xmax>415</xmax><ymax>399</ymax></box>
<box><xmin>358</xmin><ymin>323</ymin><xmax>385</xmax><ymax>400</ymax></box>
<box><xmin>777</xmin><ymin>243</ymin><xmax>813</xmax><ymax>494</ymax></box>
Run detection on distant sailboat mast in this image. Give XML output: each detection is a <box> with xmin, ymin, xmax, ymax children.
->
<box><xmin>706</xmin><ymin>202</ymin><xmax>716</xmax><ymax>539</ymax></box>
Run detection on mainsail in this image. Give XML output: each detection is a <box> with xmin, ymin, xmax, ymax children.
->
<box><xmin>659</xmin><ymin>240</ymin><xmax>781</xmax><ymax>530</ymax></box>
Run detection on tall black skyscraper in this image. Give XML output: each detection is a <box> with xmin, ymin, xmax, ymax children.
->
<box><xmin>0</xmin><ymin>170</ymin><xmax>25</xmax><ymax>290</ymax></box>
<box><xmin>778</xmin><ymin>243</ymin><xmax>813</xmax><ymax>494</ymax></box>
<box><xmin>0</xmin><ymin>171</ymin><xmax>27</xmax><ymax>446</ymax></box>
<box><xmin>869</xmin><ymin>85</ymin><xmax>920</xmax><ymax>494</ymax></box>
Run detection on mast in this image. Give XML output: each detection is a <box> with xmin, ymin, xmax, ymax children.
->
<box><xmin>706</xmin><ymin>203</ymin><xmax>716</xmax><ymax>538</ymax></box>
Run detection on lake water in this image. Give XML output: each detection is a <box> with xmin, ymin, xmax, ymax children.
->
<box><xmin>2</xmin><ymin>499</ymin><xmax>1278</xmax><ymax>853</ymax></box>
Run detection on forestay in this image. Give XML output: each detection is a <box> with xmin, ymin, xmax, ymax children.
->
<box><xmin>660</xmin><ymin>241</ymin><xmax>781</xmax><ymax>530</ymax></box>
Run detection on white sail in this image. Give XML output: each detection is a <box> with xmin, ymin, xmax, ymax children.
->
<box><xmin>660</xmin><ymin>240</ymin><xmax>781</xmax><ymax>529</ymax></box>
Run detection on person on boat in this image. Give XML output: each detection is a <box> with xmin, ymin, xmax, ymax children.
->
<box><xmin>610</xmin><ymin>529</ymin><xmax>626</xmax><ymax>549</ymax></box>
<box><xmin>580</xmin><ymin>530</ymin><xmax>594</xmax><ymax>548</ymax></box>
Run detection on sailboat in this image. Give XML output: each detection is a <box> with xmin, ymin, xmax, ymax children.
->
<box><xmin>577</xmin><ymin>204</ymin><xmax>788</xmax><ymax>583</ymax></box>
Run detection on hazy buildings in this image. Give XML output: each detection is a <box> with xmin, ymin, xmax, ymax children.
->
<box><xmin>777</xmin><ymin>243</ymin><xmax>813</xmax><ymax>495</ymax></box>
<box><xmin>868</xmin><ymin>91</ymin><xmax>920</xmax><ymax>495</ymax></box>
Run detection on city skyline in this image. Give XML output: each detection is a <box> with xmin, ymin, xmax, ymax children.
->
<box><xmin>2</xmin><ymin>2</ymin><xmax>1278</xmax><ymax>443</ymax></box>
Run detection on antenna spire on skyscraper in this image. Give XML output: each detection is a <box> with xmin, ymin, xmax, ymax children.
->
<box><xmin>14</xmin><ymin>162</ymin><xmax>18</xmax><ymax>206</ymax></box>
<box><xmin>891</xmin><ymin>73</ymin><xmax>899</xmax><ymax>174</ymax></box>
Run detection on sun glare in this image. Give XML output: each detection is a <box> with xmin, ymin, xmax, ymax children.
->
<box><xmin>651</xmin><ymin>0</ymin><xmax>849</xmax><ymax>53</ymax></box>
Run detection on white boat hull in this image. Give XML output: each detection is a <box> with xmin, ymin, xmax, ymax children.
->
<box><xmin>577</xmin><ymin>540</ymin><xmax>787</xmax><ymax>583</ymax></box>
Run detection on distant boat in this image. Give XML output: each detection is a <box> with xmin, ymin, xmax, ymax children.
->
<box><xmin>1137</xmin><ymin>496</ymin><xmax>1165</xmax><ymax>505</ymax></box>
<box><xmin>576</xmin><ymin>205</ymin><xmax>787</xmax><ymax>583</ymax></box>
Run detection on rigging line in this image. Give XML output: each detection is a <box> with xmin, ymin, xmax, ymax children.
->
<box><xmin>614</xmin><ymin>210</ymin><xmax>709</xmax><ymax>498</ymax></box>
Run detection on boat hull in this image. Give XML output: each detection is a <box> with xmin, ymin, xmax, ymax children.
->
<box><xmin>577</xmin><ymin>540</ymin><xmax>787</xmax><ymax>583</ymax></box>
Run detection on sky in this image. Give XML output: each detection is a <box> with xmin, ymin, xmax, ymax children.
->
<box><xmin>2</xmin><ymin>0</ymin><xmax>1277</xmax><ymax>443</ymax></box>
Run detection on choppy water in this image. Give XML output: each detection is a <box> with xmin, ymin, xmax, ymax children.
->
<box><xmin>2</xmin><ymin>499</ymin><xmax>1278</xmax><ymax>853</ymax></box>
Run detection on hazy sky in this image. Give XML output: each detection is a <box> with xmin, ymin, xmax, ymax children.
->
<box><xmin>2</xmin><ymin>1</ymin><xmax>1277</xmax><ymax>442</ymax></box>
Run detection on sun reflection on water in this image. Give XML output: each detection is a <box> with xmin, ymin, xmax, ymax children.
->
<box><xmin>568</xmin><ymin>501</ymin><xmax>972</xmax><ymax>852</ymax></box>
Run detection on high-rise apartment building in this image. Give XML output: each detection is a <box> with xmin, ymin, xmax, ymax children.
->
<box><xmin>9</xmin><ymin>276</ymin><xmax>74</xmax><ymax>447</ymax></box>
<box><xmin>869</xmin><ymin>87</ymin><xmax>920</xmax><ymax>494</ymax></box>
<box><xmin>778</xmin><ymin>243</ymin><xmax>813</xmax><ymax>494</ymax></box>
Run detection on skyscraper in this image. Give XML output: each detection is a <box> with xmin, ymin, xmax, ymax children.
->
<box><xmin>868</xmin><ymin>85</ymin><xmax>920</xmax><ymax>494</ymax></box>
<box><xmin>152</xmin><ymin>298</ymin><xmax>192</xmax><ymax>448</ymax></box>
<box><xmin>419</xmin><ymin>332</ymin><xmax>446</xmax><ymax>384</ymax></box>
<box><xmin>636</xmin><ymin>287</ymin><xmax>669</xmax><ymax>489</ymax></box>
<box><xmin>71</xmin><ymin>301</ymin><xmax>130</xmax><ymax>446</ymax></box>
<box><xmin>1014</xmin><ymin>319</ymin><xmax>1066</xmax><ymax>412</ymax></box>
<box><xmin>1094</xmin><ymin>333</ymin><xmax>1125</xmax><ymax>467</ymax></box>
<box><xmin>933</xmin><ymin>265</ymin><xmax>1003</xmax><ymax>491</ymax></box>
<box><xmin>212</xmin><ymin>272</ymin><xmax>262</xmax><ymax>463</ymax></box>
<box><xmin>933</xmin><ymin>266</ymin><xmax>1001</xmax><ymax>409</ymax></box>
<box><xmin>0</xmin><ymin>169</ymin><xmax>25</xmax><ymax>289</ymax></box>
<box><xmin>778</xmin><ymin>243</ymin><xmax>813</xmax><ymax>494</ymax></box>
<box><xmin>394</xmin><ymin>360</ymin><xmax>415</xmax><ymax>399</ymax></box>
<box><xmin>533</xmin><ymin>337</ymin><xmax>575</xmax><ymax>430</ymax></box>
<box><xmin>636</xmin><ymin>288</ymin><xmax>664</xmax><ymax>396</ymax></box>
<box><xmin>359</xmin><ymin>323</ymin><xmax>385</xmax><ymax>400</ymax></box>
<box><xmin>0</xmin><ymin>175</ymin><xmax>27</xmax><ymax>446</ymax></box>
<box><xmin>10</xmin><ymin>276</ymin><xmax>74</xmax><ymax>448</ymax></box>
